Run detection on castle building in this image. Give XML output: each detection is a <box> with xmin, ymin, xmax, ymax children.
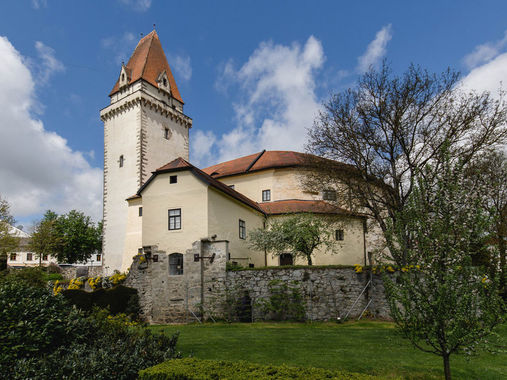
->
<box><xmin>101</xmin><ymin>31</ymin><xmax>368</xmax><ymax>274</ymax></box>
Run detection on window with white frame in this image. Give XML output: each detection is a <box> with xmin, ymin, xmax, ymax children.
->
<box><xmin>262</xmin><ymin>189</ymin><xmax>271</xmax><ymax>202</ymax></box>
<box><xmin>168</xmin><ymin>209</ymin><xmax>181</xmax><ymax>230</ymax></box>
<box><xmin>323</xmin><ymin>189</ymin><xmax>336</xmax><ymax>201</ymax></box>
<box><xmin>335</xmin><ymin>229</ymin><xmax>344</xmax><ymax>241</ymax></box>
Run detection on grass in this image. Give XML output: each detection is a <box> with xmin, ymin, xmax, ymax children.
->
<box><xmin>150</xmin><ymin>321</ymin><xmax>506</xmax><ymax>379</ymax></box>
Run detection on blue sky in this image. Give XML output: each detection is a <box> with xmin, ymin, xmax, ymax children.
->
<box><xmin>1</xmin><ymin>0</ymin><xmax>507</xmax><ymax>225</ymax></box>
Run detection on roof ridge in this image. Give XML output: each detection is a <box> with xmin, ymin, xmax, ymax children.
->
<box><xmin>246</xmin><ymin>149</ymin><xmax>265</xmax><ymax>172</ymax></box>
<box><xmin>140</xmin><ymin>32</ymin><xmax>155</xmax><ymax>79</ymax></box>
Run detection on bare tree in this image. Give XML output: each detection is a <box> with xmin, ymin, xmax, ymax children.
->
<box><xmin>305</xmin><ymin>62</ymin><xmax>507</xmax><ymax>265</ymax></box>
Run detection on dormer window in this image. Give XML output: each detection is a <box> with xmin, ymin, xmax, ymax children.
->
<box><xmin>121</xmin><ymin>73</ymin><xmax>125</xmax><ymax>82</ymax></box>
<box><xmin>163</xmin><ymin>78</ymin><xmax>167</xmax><ymax>87</ymax></box>
<box><xmin>157</xmin><ymin>71</ymin><xmax>170</xmax><ymax>93</ymax></box>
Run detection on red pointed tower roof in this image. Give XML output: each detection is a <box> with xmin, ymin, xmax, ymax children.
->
<box><xmin>109</xmin><ymin>30</ymin><xmax>183</xmax><ymax>103</ymax></box>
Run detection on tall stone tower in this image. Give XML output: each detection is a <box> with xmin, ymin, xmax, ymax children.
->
<box><xmin>100</xmin><ymin>31</ymin><xmax>192</xmax><ymax>274</ymax></box>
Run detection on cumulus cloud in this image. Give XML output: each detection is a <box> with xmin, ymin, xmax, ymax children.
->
<box><xmin>463</xmin><ymin>30</ymin><xmax>507</xmax><ymax>69</ymax></box>
<box><xmin>167</xmin><ymin>53</ymin><xmax>192</xmax><ymax>81</ymax></box>
<box><xmin>461</xmin><ymin>53</ymin><xmax>507</xmax><ymax>96</ymax></box>
<box><xmin>357</xmin><ymin>24</ymin><xmax>392</xmax><ymax>73</ymax></box>
<box><xmin>0</xmin><ymin>36</ymin><xmax>102</xmax><ymax>222</ymax></box>
<box><xmin>34</xmin><ymin>41</ymin><xmax>65</xmax><ymax>84</ymax></box>
<box><xmin>117</xmin><ymin>0</ymin><xmax>151</xmax><ymax>12</ymax></box>
<box><xmin>191</xmin><ymin>36</ymin><xmax>325</xmax><ymax>167</ymax></box>
<box><xmin>101</xmin><ymin>32</ymin><xmax>137</xmax><ymax>65</ymax></box>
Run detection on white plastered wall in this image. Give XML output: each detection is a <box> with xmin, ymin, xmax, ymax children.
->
<box><xmin>123</xmin><ymin>197</ymin><xmax>143</xmax><ymax>272</ymax></box>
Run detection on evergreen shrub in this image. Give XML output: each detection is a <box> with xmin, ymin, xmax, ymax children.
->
<box><xmin>139</xmin><ymin>358</ymin><xmax>379</xmax><ymax>380</ymax></box>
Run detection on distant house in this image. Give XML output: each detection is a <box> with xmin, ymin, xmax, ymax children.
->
<box><xmin>6</xmin><ymin>225</ymin><xmax>101</xmax><ymax>268</ymax></box>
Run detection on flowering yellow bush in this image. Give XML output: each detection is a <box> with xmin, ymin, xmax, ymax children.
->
<box><xmin>67</xmin><ymin>278</ymin><xmax>84</xmax><ymax>290</ymax></box>
<box><xmin>401</xmin><ymin>266</ymin><xmax>409</xmax><ymax>272</ymax></box>
<box><xmin>139</xmin><ymin>255</ymin><xmax>146</xmax><ymax>263</ymax></box>
<box><xmin>386</xmin><ymin>265</ymin><xmax>395</xmax><ymax>273</ymax></box>
<box><xmin>53</xmin><ymin>280</ymin><xmax>64</xmax><ymax>295</ymax></box>
<box><xmin>107</xmin><ymin>313</ymin><xmax>140</xmax><ymax>327</ymax></box>
<box><xmin>88</xmin><ymin>276</ymin><xmax>102</xmax><ymax>290</ymax></box>
<box><xmin>354</xmin><ymin>264</ymin><xmax>363</xmax><ymax>273</ymax></box>
<box><xmin>109</xmin><ymin>272</ymin><xmax>127</xmax><ymax>285</ymax></box>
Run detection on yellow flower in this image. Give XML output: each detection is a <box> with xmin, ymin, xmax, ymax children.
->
<box><xmin>354</xmin><ymin>264</ymin><xmax>363</xmax><ymax>273</ymax></box>
<box><xmin>481</xmin><ymin>277</ymin><xmax>488</xmax><ymax>284</ymax></box>
<box><xmin>387</xmin><ymin>265</ymin><xmax>395</xmax><ymax>273</ymax></box>
<box><xmin>401</xmin><ymin>266</ymin><xmax>409</xmax><ymax>272</ymax></box>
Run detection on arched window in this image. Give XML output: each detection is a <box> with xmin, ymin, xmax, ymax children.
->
<box><xmin>169</xmin><ymin>253</ymin><xmax>183</xmax><ymax>275</ymax></box>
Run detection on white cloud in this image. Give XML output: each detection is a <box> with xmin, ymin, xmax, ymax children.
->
<box><xmin>34</xmin><ymin>41</ymin><xmax>65</xmax><ymax>84</ymax></box>
<box><xmin>357</xmin><ymin>24</ymin><xmax>392</xmax><ymax>73</ymax></box>
<box><xmin>460</xmin><ymin>52</ymin><xmax>507</xmax><ymax>97</ymax></box>
<box><xmin>118</xmin><ymin>0</ymin><xmax>151</xmax><ymax>12</ymax></box>
<box><xmin>0</xmin><ymin>36</ymin><xmax>102</xmax><ymax>221</ymax></box>
<box><xmin>463</xmin><ymin>30</ymin><xmax>507</xmax><ymax>69</ymax></box>
<box><xmin>191</xmin><ymin>36</ymin><xmax>325</xmax><ymax>167</ymax></box>
<box><xmin>101</xmin><ymin>32</ymin><xmax>137</xmax><ymax>65</ymax></box>
<box><xmin>189</xmin><ymin>130</ymin><xmax>216</xmax><ymax>167</ymax></box>
<box><xmin>167</xmin><ymin>53</ymin><xmax>192</xmax><ymax>81</ymax></box>
<box><xmin>31</xmin><ymin>0</ymin><xmax>47</xmax><ymax>9</ymax></box>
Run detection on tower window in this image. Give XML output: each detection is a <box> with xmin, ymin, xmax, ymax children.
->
<box><xmin>139</xmin><ymin>207</ymin><xmax>143</xmax><ymax>217</ymax></box>
<box><xmin>170</xmin><ymin>175</ymin><xmax>177</xmax><ymax>184</ymax></box>
<box><xmin>164</xmin><ymin>128</ymin><xmax>170</xmax><ymax>139</ymax></box>
<box><xmin>168</xmin><ymin>208</ymin><xmax>181</xmax><ymax>230</ymax></box>
<box><xmin>119</xmin><ymin>155</ymin><xmax>124</xmax><ymax>168</ymax></box>
<box><xmin>262</xmin><ymin>189</ymin><xmax>271</xmax><ymax>202</ymax></box>
<box><xmin>121</xmin><ymin>73</ymin><xmax>125</xmax><ymax>82</ymax></box>
<box><xmin>335</xmin><ymin>229</ymin><xmax>344</xmax><ymax>241</ymax></box>
<box><xmin>239</xmin><ymin>219</ymin><xmax>246</xmax><ymax>240</ymax></box>
<box><xmin>163</xmin><ymin>78</ymin><xmax>167</xmax><ymax>87</ymax></box>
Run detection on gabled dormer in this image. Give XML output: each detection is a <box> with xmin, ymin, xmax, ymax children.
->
<box><xmin>156</xmin><ymin>70</ymin><xmax>171</xmax><ymax>94</ymax></box>
<box><xmin>118</xmin><ymin>64</ymin><xmax>131</xmax><ymax>89</ymax></box>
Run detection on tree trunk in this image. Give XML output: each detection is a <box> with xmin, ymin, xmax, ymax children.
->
<box><xmin>307</xmin><ymin>255</ymin><xmax>313</xmax><ymax>266</ymax></box>
<box><xmin>443</xmin><ymin>354</ymin><xmax>451</xmax><ymax>380</ymax></box>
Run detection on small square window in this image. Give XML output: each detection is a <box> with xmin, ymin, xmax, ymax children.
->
<box><xmin>262</xmin><ymin>189</ymin><xmax>271</xmax><ymax>202</ymax></box>
<box><xmin>139</xmin><ymin>207</ymin><xmax>143</xmax><ymax>217</ymax></box>
<box><xmin>169</xmin><ymin>208</ymin><xmax>181</xmax><ymax>230</ymax></box>
<box><xmin>323</xmin><ymin>189</ymin><xmax>336</xmax><ymax>201</ymax></box>
<box><xmin>170</xmin><ymin>175</ymin><xmax>177</xmax><ymax>184</ymax></box>
<box><xmin>96</xmin><ymin>254</ymin><xmax>101</xmax><ymax>261</ymax></box>
<box><xmin>239</xmin><ymin>219</ymin><xmax>246</xmax><ymax>240</ymax></box>
<box><xmin>27</xmin><ymin>253</ymin><xmax>33</xmax><ymax>261</ymax></box>
<box><xmin>335</xmin><ymin>229</ymin><xmax>344</xmax><ymax>241</ymax></box>
<box><xmin>42</xmin><ymin>254</ymin><xmax>48</xmax><ymax>261</ymax></box>
<box><xmin>9</xmin><ymin>253</ymin><xmax>16</xmax><ymax>261</ymax></box>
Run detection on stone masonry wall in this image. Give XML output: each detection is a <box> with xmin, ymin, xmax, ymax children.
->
<box><xmin>226</xmin><ymin>268</ymin><xmax>391</xmax><ymax>321</ymax></box>
<box><xmin>60</xmin><ymin>266</ymin><xmax>103</xmax><ymax>280</ymax></box>
<box><xmin>126</xmin><ymin>239</ymin><xmax>392</xmax><ymax>323</ymax></box>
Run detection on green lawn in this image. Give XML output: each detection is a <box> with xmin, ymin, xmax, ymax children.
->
<box><xmin>150</xmin><ymin>321</ymin><xmax>506</xmax><ymax>379</ymax></box>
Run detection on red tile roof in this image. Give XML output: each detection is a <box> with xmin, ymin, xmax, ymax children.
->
<box><xmin>202</xmin><ymin>150</ymin><xmax>313</xmax><ymax>178</ymax></box>
<box><xmin>259</xmin><ymin>199</ymin><xmax>365</xmax><ymax>218</ymax></box>
<box><xmin>109</xmin><ymin>30</ymin><xmax>183</xmax><ymax>103</ymax></box>
<box><xmin>137</xmin><ymin>158</ymin><xmax>264</xmax><ymax>214</ymax></box>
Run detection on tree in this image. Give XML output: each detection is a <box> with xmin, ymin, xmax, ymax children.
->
<box><xmin>383</xmin><ymin>153</ymin><xmax>504</xmax><ymax>380</ymax></box>
<box><xmin>305</xmin><ymin>62</ymin><xmax>507</xmax><ymax>265</ymax></box>
<box><xmin>29</xmin><ymin>211</ymin><xmax>61</xmax><ymax>266</ymax></box>
<box><xmin>0</xmin><ymin>196</ymin><xmax>19</xmax><ymax>270</ymax></box>
<box><xmin>464</xmin><ymin>149</ymin><xmax>507</xmax><ymax>295</ymax></box>
<box><xmin>30</xmin><ymin>210</ymin><xmax>102</xmax><ymax>264</ymax></box>
<box><xmin>249</xmin><ymin>213</ymin><xmax>336</xmax><ymax>265</ymax></box>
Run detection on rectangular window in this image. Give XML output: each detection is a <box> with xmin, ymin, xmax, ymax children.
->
<box><xmin>170</xmin><ymin>175</ymin><xmax>177</xmax><ymax>184</ymax></box>
<box><xmin>139</xmin><ymin>207</ymin><xmax>143</xmax><ymax>217</ymax></box>
<box><xmin>27</xmin><ymin>253</ymin><xmax>33</xmax><ymax>261</ymax></box>
<box><xmin>239</xmin><ymin>219</ymin><xmax>246</xmax><ymax>239</ymax></box>
<box><xmin>42</xmin><ymin>254</ymin><xmax>48</xmax><ymax>261</ymax></box>
<box><xmin>335</xmin><ymin>229</ymin><xmax>344</xmax><ymax>241</ymax></box>
<box><xmin>168</xmin><ymin>209</ymin><xmax>181</xmax><ymax>230</ymax></box>
<box><xmin>262</xmin><ymin>189</ymin><xmax>271</xmax><ymax>202</ymax></box>
<box><xmin>119</xmin><ymin>155</ymin><xmax>124</xmax><ymax>168</ymax></box>
<box><xmin>96</xmin><ymin>254</ymin><xmax>101</xmax><ymax>261</ymax></box>
<box><xmin>9</xmin><ymin>253</ymin><xmax>16</xmax><ymax>261</ymax></box>
<box><xmin>164</xmin><ymin>128</ymin><xmax>170</xmax><ymax>139</ymax></box>
<box><xmin>323</xmin><ymin>189</ymin><xmax>336</xmax><ymax>201</ymax></box>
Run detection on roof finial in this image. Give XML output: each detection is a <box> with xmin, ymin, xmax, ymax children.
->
<box><xmin>153</xmin><ymin>23</ymin><xmax>156</xmax><ymax>30</ymax></box>
<box><xmin>140</xmin><ymin>32</ymin><xmax>144</xmax><ymax>37</ymax></box>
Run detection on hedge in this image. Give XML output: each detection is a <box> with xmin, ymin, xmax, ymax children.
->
<box><xmin>62</xmin><ymin>285</ymin><xmax>140</xmax><ymax>316</ymax></box>
<box><xmin>139</xmin><ymin>358</ymin><xmax>381</xmax><ymax>379</ymax></box>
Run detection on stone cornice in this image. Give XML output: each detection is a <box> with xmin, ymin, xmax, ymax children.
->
<box><xmin>100</xmin><ymin>91</ymin><xmax>192</xmax><ymax>128</ymax></box>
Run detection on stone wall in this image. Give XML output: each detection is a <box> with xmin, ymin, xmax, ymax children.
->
<box><xmin>125</xmin><ymin>240</ymin><xmax>392</xmax><ymax>323</ymax></box>
<box><xmin>60</xmin><ymin>265</ymin><xmax>103</xmax><ymax>280</ymax></box>
<box><xmin>125</xmin><ymin>239</ymin><xmax>228</xmax><ymax>324</ymax></box>
<box><xmin>225</xmin><ymin>268</ymin><xmax>391</xmax><ymax>321</ymax></box>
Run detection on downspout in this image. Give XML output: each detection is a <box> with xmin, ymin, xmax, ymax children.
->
<box><xmin>362</xmin><ymin>218</ymin><xmax>367</xmax><ymax>267</ymax></box>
